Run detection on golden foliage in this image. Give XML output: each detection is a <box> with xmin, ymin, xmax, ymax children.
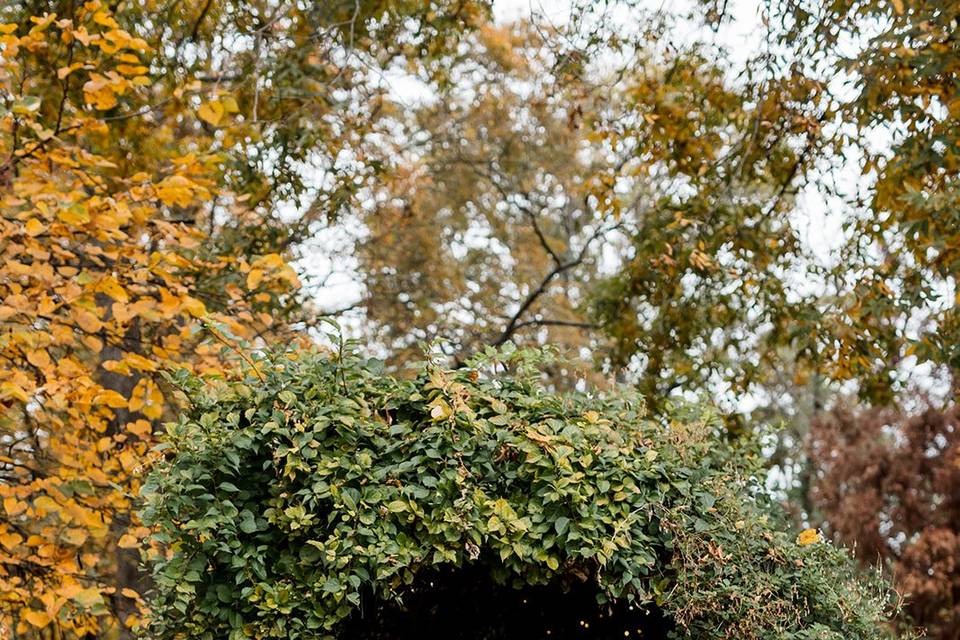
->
<box><xmin>0</xmin><ymin>3</ymin><xmax>299</xmax><ymax>636</ymax></box>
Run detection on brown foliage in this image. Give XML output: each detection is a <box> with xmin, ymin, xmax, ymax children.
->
<box><xmin>808</xmin><ymin>403</ymin><xmax>960</xmax><ymax>638</ymax></box>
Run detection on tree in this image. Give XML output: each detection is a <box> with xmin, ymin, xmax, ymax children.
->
<box><xmin>808</xmin><ymin>403</ymin><xmax>960</xmax><ymax>639</ymax></box>
<box><xmin>0</xmin><ymin>6</ymin><xmax>301</xmax><ymax>636</ymax></box>
<box><xmin>348</xmin><ymin>8</ymin><xmax>826</xmax><ymax>407</ymax></box>
<box><xmin>0</xmin><ymin>1</ymin><xmax>490</xmax><ymax>636</ymax></box>
<box><xmin>764</xmin><ymin>3</ymin><xmax>960</xmax><ymax>633</ymax></box>
<box><xmin>355</xmin><ymin>22</ymin><xmax>616</xmax><ymax>386</ymax></box>
<box><xmin>141</xmin><ymin>344</ymin><xmax>898</xmax><ymax>640</ymax></box>
<box><xmin>766</xmin><ymin>0</ymin><xmax>960</xmax><ymax>402</ymax></box>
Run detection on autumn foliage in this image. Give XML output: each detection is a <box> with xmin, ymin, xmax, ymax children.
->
<box><xmin>0</xmin><ymin>0</ymin><xmax>957</xmax><ymax>637</ymax></box>
<box><xmin>809</xmin><ymin>404</ymin><xmax>960</xmax><ymax>639</ymax></box>
<box><xmin>0</xmin><ymin>0</ymin><xmax>493</xmax><ymax>635</ymax></box>
<box><xmin>0</xmin><ymin>4</ymin><xmax>304</xmax><ymax>636</ymax></box>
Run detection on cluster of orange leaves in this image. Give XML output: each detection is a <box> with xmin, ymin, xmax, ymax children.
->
<box><xmin>0</xmin><ymin>3</ymin><xmax>299</xmax><ymax>637</ymax></box>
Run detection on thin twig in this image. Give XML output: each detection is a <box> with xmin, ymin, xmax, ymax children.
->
<box><xmin>203</xmin><ymin>321</ymin><xmax>266</xmax><ymax>382</ymax></box>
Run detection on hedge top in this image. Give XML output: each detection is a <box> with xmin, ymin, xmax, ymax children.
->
<box><xmin>141</xmin><ymin>344</ymin><xmax>897</xmax><ymax>639</ymax></box>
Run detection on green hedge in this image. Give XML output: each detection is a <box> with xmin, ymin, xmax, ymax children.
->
<box><xmin>141</xmin><ymin>344</ymin><xmax>896</xmax><ymax>639</ymax></box>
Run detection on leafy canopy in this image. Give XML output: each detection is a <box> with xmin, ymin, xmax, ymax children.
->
<box><xmin>0</xmin><ymin>0</ymin><xmax>488</xmax><ymax>636</ymax></box>
<box><xmin>142</xmin><ymin>343</ymin><xmax>896</xmax><ymax>639</ymax></box>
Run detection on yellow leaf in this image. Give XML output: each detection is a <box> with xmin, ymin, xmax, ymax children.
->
<box><xmin>116</xmin><ymin>64</ymin><xmax>149</xmax><ymax>76</ymax></box>
<box><xmin>72</xmin><ymin>587</ymin><xmax>104</xmax><ymax>609</ymax></box>
<box><xmin>127</xmin><ymin>419</ymin><xmax>153</xmax><ymax>437</ymax></box>
<box><xmin>122</xmin><ymin>353</ymin><xmax>157</xmax><ymax>372</ymax></box>
<box><xmin>181</xmin><ymin>295</ymin><xmax>207</xmax><ymax>317</ymax></box>
<box><xmin>97</xmin><ymin>276</ymin><xmax>129</xmax><ymax>302</ymax></box>
<box><xmin>62</xmin><ymin>528</ymin><xmax>89</xmax><ymax>546</ymax></box>
<box><xmin>57</xmin><ymin>62</ymin><xmax>84</xmax><ymax>79</ymax></box>
<box><xmin>144</xmin><ymin>381</ymin><xmax>164</xmax><ymax>419</ymax></box>
<box><xmin>22</xmin><ymin>609</ymin><xmax>51</xmax><ymax>629</ymax></box>
<box><xmin>253</xmin><ymin>253</ymin><xmax>285</xmax><ymax>269</ymax></box>
<box><xmin>117</xmin><ymin>533</ymin><xmax>139</xmax><ymax>548</ymax></box>
<box><xmin>220</xmin><ymin>95</ymin><xmax>239</xmax><ymax>113</ymax></box>
<box><xmin>0</xmin><ymin>531</ymin><xmax>23</xmax><ymax>549</ymax></box>
<box><xmin>112</xmin><ymin>301</ymin><xmax>135</xmax><ymax>324</ymax></box>
<box><xmin>158</xmin><ymin>287</ymin><xmax>181</xmax><ymax>316</ymax></box>
<box><xmin>24</xmin><ymin>218</ymin><xmax>44</xmax><ymax>236</ymax></box>
<box><xmin>57</xmin><ymin>203</ymin><xmax>91</xmax><ymax>225</ymax></box>
<box><xmin>890</xmin><ymin>0</ymin><xmax>904</xmax><ymax>14</ymax></box>
<box><xmin>72</xmin><ymin>307</ymin><xmax>102</xmax><ymax>333</ymax></box>
<box><xmin>197</xmin><ymin>100</ymin><xmax>225</xmax><ymax>126</ymax></box>
<box><xmin>93</xmin><ymin>11</ymin><xmax>120</xmax><ymax>28</ymax></box>
<box><xmin>33</xmin><ymin>496</ymin><xmax>59</xmax><ymax>516</ymax></box>
<box><xmin>246</xmin><ymin>268</ymin><xmax>264</xmax><ymax>289</ymax></box>
<box><xmin>129</xmin><ymin>379</ymin><xmax>163</xmax><ymax>419</ymax></box>
<box><xmin>0</xmin><ymin>382</ymin><xmax>30</xmax><ymax>403</ymax></box>
<box><xmin>796</xmin><ymin>528</ymin><xmax>821</xmax><ymax>546</ymax></box>
<box><xmin>26</xmin><ymin>348</ymin><xmax>51</xmax><ymax>370</ymax></box>
<box><xmin>4</xmin><ymin>497</ymin><xmax>27</xmax><ymax>516</ymax></box>
<box><xmin>95</xmin><ymin>389</ymin><xmax>128</xmax><ymax>409</ymax></box>
<box><xmin>83</xmin><ymin>76</ymin><xmax>118</xmax><ymax>110</ymax></box>
<box><xmin>155</xmin><ymin>175</ymin><xmax>196</xmax><ymax>207</ymax></box>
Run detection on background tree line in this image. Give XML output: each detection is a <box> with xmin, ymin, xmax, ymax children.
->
<box><xmin>0</xmin><ymin>0</ymin><xmax>956</xmax><ymax>637</ymax></box>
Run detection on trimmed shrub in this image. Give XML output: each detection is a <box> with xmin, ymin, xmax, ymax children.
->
<box><xmin>141</xmin><ymin>345</ymin><xmax>896</xmax><ymax>639</ymax></box>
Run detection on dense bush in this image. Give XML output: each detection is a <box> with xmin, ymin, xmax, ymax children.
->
<box><xmin>141</xmin><ymin>345</ymin><xmax>897</xmax><ymax>639</ymax></box>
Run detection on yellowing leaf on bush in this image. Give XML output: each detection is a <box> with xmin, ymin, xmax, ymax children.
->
<box><xmin>428</xmin><ymin>398</ymin><xmax>452</xmax><ymax>421</ymax></box>
<box><xmin>12</xmin><ymin>96</ymin><xmax>41</xmax><ymax>114</ymax></box>
<box><xmin>796</xmin><ymin>528</ymin><xmax>821</xmax><ymax>546</ymax></box>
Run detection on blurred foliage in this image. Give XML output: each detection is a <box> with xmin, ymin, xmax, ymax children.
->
<box><xmin>808</xmin><ymin>403</ymin><xmax>960</xmax><ymax>639</ymax></box>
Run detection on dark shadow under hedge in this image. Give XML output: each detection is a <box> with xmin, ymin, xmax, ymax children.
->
<box><xmin>339</xmin><ymin>561</ymin><xmax>672</xmax><ymax>639</ymax></box>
